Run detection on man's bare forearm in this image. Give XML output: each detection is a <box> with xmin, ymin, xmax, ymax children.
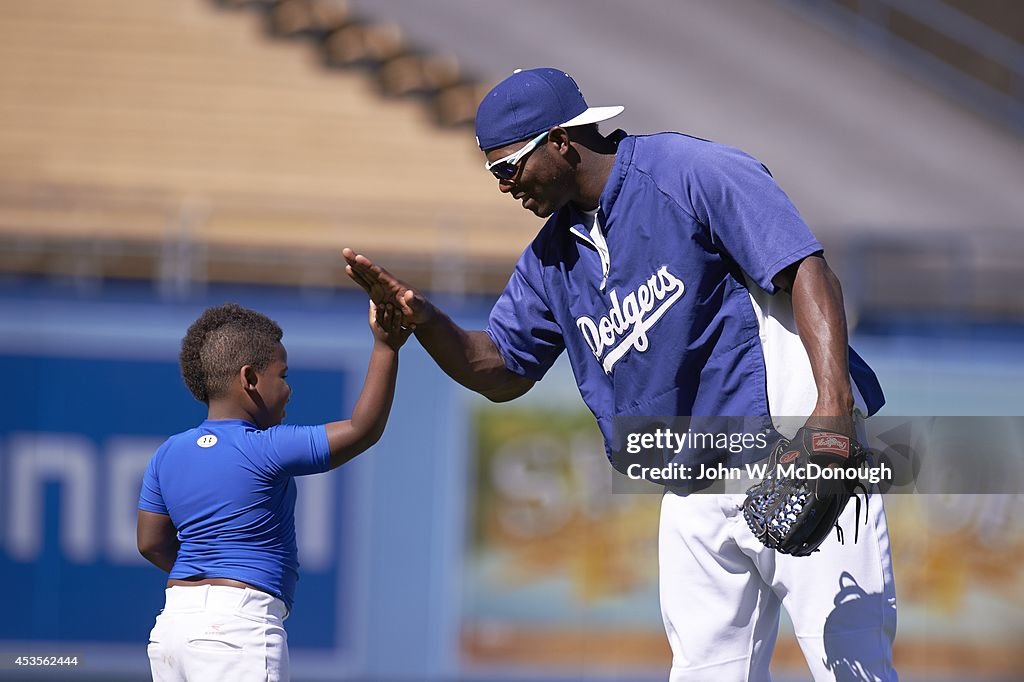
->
<box><xmin>414</xmin><ymin>309</ymin><xmax>533</xmax><ymax>402</ymax></box>
<box><xmin>789</xmin><ymin>256</ymin><xmax>854</xmax><ymax>417</ymax></box>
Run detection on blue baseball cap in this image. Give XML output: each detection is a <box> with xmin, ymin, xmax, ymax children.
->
<box><xmin>475</xmin><ymin>68</ymin><xmax>624</xmax><ymax>151</ymax></box>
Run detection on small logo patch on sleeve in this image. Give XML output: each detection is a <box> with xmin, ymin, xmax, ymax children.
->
<box><xmin>196</xmin><ymin>434</ymin><xmax>218</xmax><ymax>448</ymax></box>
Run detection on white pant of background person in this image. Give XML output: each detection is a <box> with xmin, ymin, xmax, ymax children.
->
<box><xmin>148</xmin><ymin>585</ymin><xmax>290</xmax><ymax>682</ymax></box>
<box><xmin>660</xmin><ymin>488</ymin><xmax>897</xmax><ymax>682</ymax></box>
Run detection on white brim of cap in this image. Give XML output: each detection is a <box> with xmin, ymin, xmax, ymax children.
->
<box><xmin>559</xmin><ymin>105</ymin><xmax>625</xmax><ymax>128</ymax></box>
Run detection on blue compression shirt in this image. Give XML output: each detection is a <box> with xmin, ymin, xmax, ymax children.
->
<box><xmin>138</xmin><ymin>419</ymin><xmax>331</xmax><ymax>610</ymax></box>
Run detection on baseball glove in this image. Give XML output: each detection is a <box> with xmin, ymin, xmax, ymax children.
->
<box><xmin>741</xmin><ymin>427</ymin><xmax>869</xmax><ymax>557</ymax></box>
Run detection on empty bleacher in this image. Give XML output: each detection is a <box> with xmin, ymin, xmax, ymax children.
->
<box><xmin>0</xmin><ymin>0</ymin><xmax>533</xmax><ymax>292</ymax></box>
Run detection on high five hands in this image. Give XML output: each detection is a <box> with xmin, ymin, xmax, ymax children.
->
<box><xmin>342</xmin><ymin>248</ymin><xmax>435</xmax><ymax>328</ymax></box>
<box><xmin>368</xmin><ymin>300</ymin><xmax>413</xmax><ymax>350</ymax></box>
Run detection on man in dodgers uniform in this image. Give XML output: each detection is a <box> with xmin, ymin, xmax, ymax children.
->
<box><xmin>344</xmin><ymin>68</ymin><xmax>897</xmax><ymax>681</ymax></box>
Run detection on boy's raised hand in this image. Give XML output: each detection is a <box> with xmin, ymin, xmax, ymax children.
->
<box><xmin>369</xmin><ymin>301</ymin><xmax>412</xmax><ymax>350</ymax></box>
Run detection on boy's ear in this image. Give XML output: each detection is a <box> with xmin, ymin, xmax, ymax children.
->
<box><xmin>241</xmin><ymin>365</ymin><xmax>259</xmax><ymax>391</ymax></box>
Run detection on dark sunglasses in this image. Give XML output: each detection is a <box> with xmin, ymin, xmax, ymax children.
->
<box><xmin>484</xmin><ymin>130</ymin><xmax>550</xmax><ymax>180</ymax></box>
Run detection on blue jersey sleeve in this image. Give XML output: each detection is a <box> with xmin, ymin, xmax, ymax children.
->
<box><xmin>138</xmin><ymin>449</ymin><xmax>168</xmax><ymax>514</ymax></box>
<box><xmin>262</xmin><ymin>424</ymin><xmax>332</xmax><ymax>477</ymax></box>
<box><xmin>686</xmin><ymin>145</ymin><xmax>822</xmax><ymax>293</ymax></box>
<box><xmin>486</xmin><ymin>252</ymin><xmax>566</xmax><ymax>381</ymax></box>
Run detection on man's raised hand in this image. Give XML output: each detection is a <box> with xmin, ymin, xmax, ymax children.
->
<box><xmin>342</xmin><ymin>248</ymin><xmax>434</xmax><ymax>326</ymax></box>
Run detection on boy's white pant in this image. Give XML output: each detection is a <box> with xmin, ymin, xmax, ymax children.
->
<box><xmin>148</xmin><ymin>585</ymin><xmax>290</xmax><ymax>682</ymax></box>
<box><xmin>660</xmin><ymin>491</ymin><xmax>897</xmax><ymax>682</ymax></box>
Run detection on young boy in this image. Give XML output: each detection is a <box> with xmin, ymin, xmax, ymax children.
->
<box><xmin>137</xmin><ymin>300</ymin><xmax>409</xmax><ymax>681</ymax></box>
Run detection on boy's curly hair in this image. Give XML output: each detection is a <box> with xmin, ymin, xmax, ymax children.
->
<box><xmin>180</xmin><ymin>303</ymin><xmax>284</xmax><ymax>403</ymax></box>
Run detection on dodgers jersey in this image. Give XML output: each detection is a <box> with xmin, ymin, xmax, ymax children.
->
<box><xmin>138</xmin><ymin>419</ymin><xmax>331</xmax><ymax>610</ymax></box>
<box><xmin>486</xmin><ymin>131</ymin><xmax>883</xmax><ymax>464</ymax></box>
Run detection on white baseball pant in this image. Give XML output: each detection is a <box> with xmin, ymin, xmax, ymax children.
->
<box><xmin>147</xmin><ymin>585</ymin><xmax>290</xmax><ymax>682</ymax></box>
<box><xmin>660</xmin><ymin>490</ymin><xmax>897</xmax><ymax>681</ymax></box>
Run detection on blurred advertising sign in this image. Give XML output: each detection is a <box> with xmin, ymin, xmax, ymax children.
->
<box><xmin>459</xmin><ymin>379</ymin><xmax>1024</xmax><ymax>679</ymax></box>
<box><xmin>459</xmin><ymin>399</ymin><xmax>669</xmax><ymax>678</ymax></box>
<box><xmin>0</xmin><ymin>352</ymin><xmax>352</xmax><ymax>670</ymax></box>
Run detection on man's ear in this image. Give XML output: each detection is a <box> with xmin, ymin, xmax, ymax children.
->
<box><xmin>548</xmin><ymin>126</ymin><xmax>571</xmax><ymax>154</ymax></box>
<box><xmin>241</xmin><ymin>365</ymin><xmax>259</xmax><ymax>391</ymax></box>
